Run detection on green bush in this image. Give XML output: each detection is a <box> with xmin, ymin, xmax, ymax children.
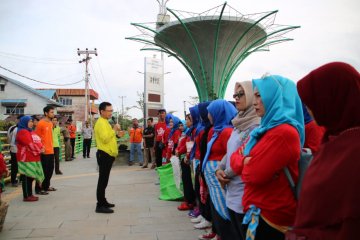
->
<box><xmin>0</xmin><ymin>120</ymin><xmax>15</xmax><ymax>131</ymax></box>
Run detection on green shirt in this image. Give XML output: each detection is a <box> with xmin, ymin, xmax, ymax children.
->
<box><xmin>94</xmin><ymin>117</ymin><xmax>118</xmax><ymax>157</ymax></box>
<box><xmin>52</xmin><ymin>126</ymin><xmax>61</xmax><ymax>148</ymax></box>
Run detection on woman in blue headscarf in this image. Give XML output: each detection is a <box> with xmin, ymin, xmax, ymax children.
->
<box><xmin>230</xmin><ymin>75</ymin><xmax>304</xmax><ymax>240</ymax></box>
<box><xmin>165</xmin><ymin>114</ymin><xmax>182</xmax><ymax>163</ymax></box>
<box><xmin>16</xmin><ymin>116</ymin><xmax>45</xmax><ymax>201</ymax></box>
<box><xmin>175</xmin><ymin>114</ymin><xmax>196</xmax><ymax>211</ymax></box>
<box><xmin>192</xmin><ymin>101</ymin><xmax>215</xmax><ymax>236</ymax></box>
<box><xmin>202</xmin><ymin>99</ymin><xmax>238</xmax><ymax>240</ymax></box>
<box><xmin>302</xmin><ymin>103</ymin><xmax>325</xmax><ymax>153</ymax></box>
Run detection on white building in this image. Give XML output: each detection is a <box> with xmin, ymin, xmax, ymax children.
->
<box><xmin>0</xmin><ymin>74</ymin><xmax>63</xmax><ymax>120</ymax></box>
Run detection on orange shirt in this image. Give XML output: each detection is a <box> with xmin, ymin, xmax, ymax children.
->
<box><xmin>35</xmin><ymin>119</ymin><xmax>54</xmax><ymax>154</ymax></box>
<box><xmin>129</xmin><ymin>127</ymin><xmax>143</xmax><ymax>143</ymax></box>
<box><xmin>68</xmin><ymin>125</ymin><xmax>77</xmax><ymax>139</ymax></box>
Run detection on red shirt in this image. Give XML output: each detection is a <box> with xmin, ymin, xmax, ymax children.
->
<box><xmin>304</xmin><ymin>121</ymin><xmax>325</xmax><ymax>154</ymax></box>
<box><xmin>207</xmin><ymin>127</ymin><xmax>233</xmax><ymax>161</ymax></box>
<box><xmin>166</xmin><ymin>129</ymin><xmax>182</xmax><ymax>160</ymax></box>
<box><xmin>176</xmin><ymin>135</ymin><xmax>188</xmax><ymax>155</ymax></box>
<box><xmin>194</xmin><ymin>130</ymin><xmax>204</xmax><ymax>160</ymax></box>
<box><xmin>16</xmin><ymin>130</ymin><xmax>43</xmax><ymax>162</ymax></box>
<box><xmin>155</xmin><ymin>122</ymin><xmax>167</xmax><ymax>142</ymax></box>
<box><xmin>68</xmin><ymin>124</ymin><xmax>77</xmax><ymax>139</ymax></box>
<box><xmin>230</xmin><ymin>124</ymin><xmax>300</xmax><ymax>226</ymax></box>
<box><xmin>0</xmin><ymin>153</ymin><xmax>6</xmax><ymax>174</ymax></box>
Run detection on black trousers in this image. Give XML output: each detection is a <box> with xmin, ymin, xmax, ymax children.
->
<box><xmin>35</xmin><ymin>154</ymin><xmax>54</xmax><ymax>192</ymax></box>
<box><xmin>210</xmin><ymin>199</ymin><xmax>237</xmax><ymax>240</ymax></box>
<box><xmin>181</xmin><ymin>159</ymin><xmax>195</xmax><ymax>204</ymax></box>
<box><xmin>70</xmin><ymin>138</ymin><xmax>76</xmax><ymax>158</ymax></box>
<box><xmin>154</xmin><ymin>141</ymin><xmax>163</xmax><ymax>167</ymax></box>
<box><xmin>10</xmin><ymin>152</ymin><xmax>18</xmax><ymax>184</ymax></box>
<box><xmin>228</xmin><ymin>208</ymin><xmax>245</xmax><ymax>240</ymax></box>
<box><xmin>54</xmin><ymin>147</ymin><xmax>61</xmax><ymax>173</ymax></box>
<box><xmin>241</xmin><ymin>215</ymin><xmax>284</xmax><ymax>240</ymax></box>
<box><xmin>96</xmin><ymin>150</ymin><xmax>114</xmax><ymax>206</ymax></box>
<box><xmin>83</xmin><ymin>139</ymin><xmax>92</xmax><ymax>157</ymax></box>
<box><xmin>20</xmin><ymin>174</ymin><xmax>33</xmax><ymax>198</ymax></box>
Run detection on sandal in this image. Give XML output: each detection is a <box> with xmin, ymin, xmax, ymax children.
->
<box><xmin>47</xmin><ymin>187</ymin><xmax>57</xmax><ymax>191</ymax></box>
<box><xmin>36</xmin><ymin>190</ymin><xmax>49</xmax><ymax>195</ymax></box>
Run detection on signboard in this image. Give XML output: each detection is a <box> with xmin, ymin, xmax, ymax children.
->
<box><xmin>144</xmin><ymin>57</ymin><xmax>164</xmax><ymax>119</ymax></box>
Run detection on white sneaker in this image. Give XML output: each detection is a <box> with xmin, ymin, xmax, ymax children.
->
<box><xmin>194</xmin><ymin>219</ymin><xmax>212</xmax><ymax>229</ymax></box>
<box><xmin>191</xmin><ymin>215</ymin><xmax>204</xmax><ymax>223</ymax></box>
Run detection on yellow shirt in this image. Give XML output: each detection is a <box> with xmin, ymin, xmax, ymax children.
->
<box><xmin>94</xmin><ymin>117</ymin><xmax>118</xmax><ymax>157</ymax></box>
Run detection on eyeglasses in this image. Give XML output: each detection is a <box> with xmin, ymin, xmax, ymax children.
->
<box><xmin>103</xmin><ymin>109</ymin><xmax>113</xmax><ymax>113</ymax></box>
<box><xmin>233</xmin><ymin>92</ymin><xmax>245</xmax><ymax>99</ymax></box>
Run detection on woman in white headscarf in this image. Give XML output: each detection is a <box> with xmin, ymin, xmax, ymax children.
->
<box><xmin>215</xmin><ymin>81</ymin><xmax>260</xmax><ymax>239</ymax></box>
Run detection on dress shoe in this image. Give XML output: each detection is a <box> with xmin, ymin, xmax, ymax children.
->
<box><xmin>104</xmin><ymin>202</ymin><xmax>115</xmax><ymax>208</ymax></box>
<box><xmin>55</xmin><ymin>171</ymin><xmax>63</xmax><ymax>175</ymax></box>
<box><xmin>95</xmin><ymin>206</ymin><xmax>114</xmax><ymax>213</ymax></box>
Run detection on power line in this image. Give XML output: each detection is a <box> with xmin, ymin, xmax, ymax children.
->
<box><xmin>88</xmin><ymin>78</ymin><xmax>104</xmax><ymax>102</ymax></box>
<box><xmin>95</xmin><ymin>58</ymin><xmax>116</xmax><ymax>104</ymax></box>
<box><xmin>0</xmin><ymin>50</ymin><xmax>75</xmax><ymax>62</ymax></box>
<box><xmin>0</xmin><ymin>65</ymin><xmax>84</xmax><ymax>86</ymax></box>
<box><xmin>0</xmin><ymin>54</ymin><xmax>78</xmax><ymax>65</ymax></box>
<box><xmin>89</xmin><ymin>62</ymin><xmax>108</xmax><ymax>102</ymax></box>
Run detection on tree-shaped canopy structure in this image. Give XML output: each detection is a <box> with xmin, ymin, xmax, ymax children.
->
<box><xmin>127</xmin><ymin>3</ymin><xmax>299</xmax><ymax>101</ymax></box>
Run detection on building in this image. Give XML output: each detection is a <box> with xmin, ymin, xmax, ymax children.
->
<box><xmin>52</xmin><ymin>89</ymin><xmax>99</xmax><ymax>123</ymax></box>
<box><xmin>0</xmin><ymin>74</ymin><xmax>63</xmax><ymax>120</ymax></box>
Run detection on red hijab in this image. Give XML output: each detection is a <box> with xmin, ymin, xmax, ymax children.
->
<box><xmin>297</xmin><ymin>62</ymin><xmax>360</xmax><ymax>139</ymax></box>
<box><xmin>287</xmin><ymin>62</ymin><xmax>360</xmax><ymax>239</ymax></box>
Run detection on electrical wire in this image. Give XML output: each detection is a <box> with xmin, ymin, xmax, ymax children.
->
<box><xmin>0</xmin><ymin>51</ymin><xmax>75</xmax><ymax>62</ymax></box>
<box><xmin>93</xmin><ymin>59</ymin><xmax>116</xmax><ymax>104</ymax></box>
<box><xmin>0</xmin><ymin>65</ymin><xmax>84</xmax><ymax>86</ymax></box>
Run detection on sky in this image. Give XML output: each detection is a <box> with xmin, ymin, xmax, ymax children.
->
<box><xmin>0</xmin><ymin>0</ymin><xmax>359</xmax><ymax>119</ymax></box>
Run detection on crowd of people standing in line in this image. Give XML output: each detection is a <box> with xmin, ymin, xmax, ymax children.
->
<box><xmin>0</xmin><ymin>61</ymin><xmax>359</xmax><ymax>240</ymax></box>
<box><xmin>117</xmin><ymin>62</ymin><xmax>358</xmax><ymax>240</ymax></box>
<box><xmin>2</xmin><ymin>107</ymin><xmax>93</xmax><ymax>201</ymax></box>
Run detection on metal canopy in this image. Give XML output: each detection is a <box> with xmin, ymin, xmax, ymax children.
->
<box><xmin>127</xmin><ymin>3</ymin><xmax>300</xmax><ymax>101</ymax></box>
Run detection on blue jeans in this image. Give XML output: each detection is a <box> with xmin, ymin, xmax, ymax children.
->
<box><xmin>130</xmin><ymin>143</ymin><xmax>143</xmax><ymax>163</ymax></box>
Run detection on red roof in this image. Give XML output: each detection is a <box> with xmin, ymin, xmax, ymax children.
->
<box><xmin>56</xmin><ymin>89</ymin><xmax>99</xmax><ymax>100</ymax></box>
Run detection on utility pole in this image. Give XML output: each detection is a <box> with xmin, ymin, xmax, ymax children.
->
<box><xmin>183</xmin><ymin>101</ymin><xmax>186</xmax><ymax>119</ymax></box>
<box><xmin>77</xmin><ymin>48</ymin><xmax>98</xmax><ymax>124</ymax></box>
<box><xmin>118</xmin><ymin>96</ymin><xmax>126</xmax><ymax>126</ymax></box>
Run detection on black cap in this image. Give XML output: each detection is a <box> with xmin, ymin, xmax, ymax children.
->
<box><xmin>158</xmin><ymin>108</ymin><xmax>166</xmax><ymax>113</ymax></box>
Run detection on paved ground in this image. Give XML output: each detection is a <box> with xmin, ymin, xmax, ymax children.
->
<box><xmin>0</xmin><ymin>150</ymin><xmax>203</xmax><ymax>240</ymax></box>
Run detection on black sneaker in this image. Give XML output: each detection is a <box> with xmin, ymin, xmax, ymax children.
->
<box><xmin>104</xmin><ymin>202</ymin><xmax>115</xmax><ymax>208</ymax></box>
<box><xmin>95</xmin><ymin>206</ymin><xmax>114</xmax><ymax>214</ymax></box>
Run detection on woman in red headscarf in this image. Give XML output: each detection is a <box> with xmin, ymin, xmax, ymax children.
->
<box><xmin>286</xmin><ymin>62</ymin><xmax>360</xmax><ymax>240</ymax></box>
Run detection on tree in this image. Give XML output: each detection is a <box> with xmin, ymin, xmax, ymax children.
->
<box><xmin>127</xmin><ymin>91</ymin><xmax>144</xmax><ymax>116</ymax></box>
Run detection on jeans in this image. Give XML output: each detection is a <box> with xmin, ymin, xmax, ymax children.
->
<box><xmin>129</xmin><ymin>143</ymin><xmax>143</xmax><ymax>163</ymax></box>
